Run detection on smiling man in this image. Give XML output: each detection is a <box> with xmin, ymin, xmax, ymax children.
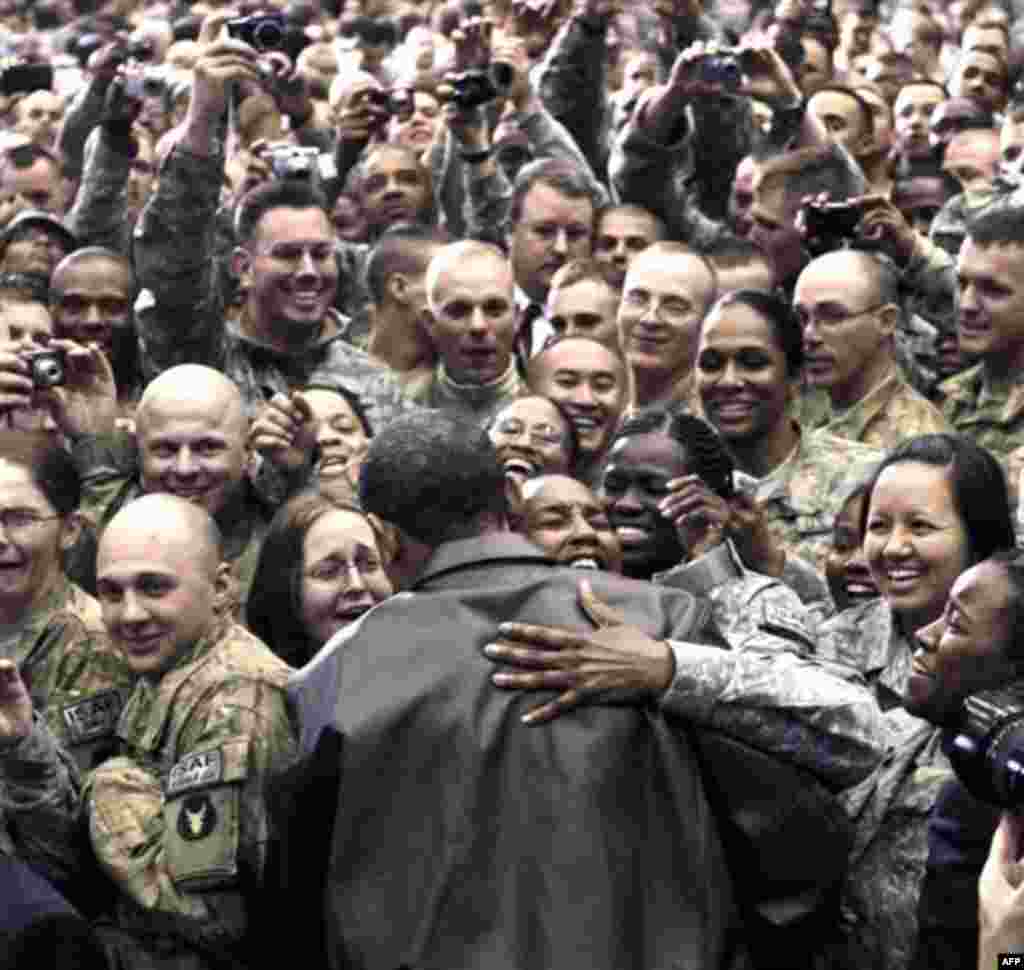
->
<box><xmin>617</xmin><ymin>242</ymin><xmax>716</xmax><ymax>410</ymax></box>
<box><xmin>133</xmin><ymin>34</ymin><xmax>411</xmax><ymax>429</ymax></box>
<box><xmin>79</xmin><ymin>365</ymin><xmax>272</xmax><ymax>614</ymax></box>
<box><xmin>88</xmin><ymin>494</ymin><xmax>296</xmax><ymax>968</ymax></box>
<box><xmin>941</xmin><ymin>204</ymin><xmax>1024</xmax><ymax>465</ymax></box>
<box><xmin>793</xmin><ymin>250</ymin><xmax>948</xmax><ymax>449</ymax></box>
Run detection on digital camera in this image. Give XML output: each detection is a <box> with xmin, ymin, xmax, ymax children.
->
<box><xmin>698</xmin><ymin>53</ymin><xmax>742</xmax><ymax>90</ymax></box>
<box><xmin>945</xmin><ymin>689</ymin><xmax>1024</xmax><ymax>808</ymax></box>
<box><xmin>227</xmin><ymin>14</ymin><xmax>285</xmax><ymax>52</ymax></box>
<box><xmin>801</xmin><ymin>199</ymin><xmax>864</xmax><ymax>256</ymax></box>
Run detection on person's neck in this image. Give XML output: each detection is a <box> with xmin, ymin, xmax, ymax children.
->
<box><xmin>830</xmin><ymin>357</ymin><xmax>895</xmax><ymax>411</ymax></box>
<box><xmin>240</xmin><ymin>306</ymin><xmax>332</xmax><ymax>354</ymax></box>
<box><xmin>0</xmin><ymin>571</ymin><xmax>60</xmax><ymax>628</ymax></box>
<box><xmin>729</xmin><ymin>418</ymin><xmax>800</xmax><ymax>479</ymax></box>
<box><xmin>368</xmin><ymin>305</ymin><xmax>434</xmax><ymax>373</ymax></box>
<box><xmin>631</xmin><ymin>365</ymin><xmax>689</xmax><ymax>409</ymax></box>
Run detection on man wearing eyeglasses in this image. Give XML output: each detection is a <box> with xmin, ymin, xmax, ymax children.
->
<box><xmin>793</xmin><ymin>249</ymin><xmax>948</xmax><ymax>450</ymax></box>
<box><xmin>131</xmin><ymin>26</ymin><xmax>411</xmax><ymax>429</ymax></box>
<box><xmin>402</xmin><ymin>240</ymin><xmax>522</xmax><ymax>424</ymax></box>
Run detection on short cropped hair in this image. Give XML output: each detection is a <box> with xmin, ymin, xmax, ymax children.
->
<box><xmin>0</xmin><ymin>431</ymin><xmax>81</xmax><ymax>516</ymax></box>
<box><xmin>359</xmin><ymin>410</ymin><xmax>508</xmax><ymax>546</ymax></box>
<box><xmin>234</xmin><ymin>178</ymin><xmax>328</xmax><ymax>244</ymax></box>
<box><xmin>509</xmin><ymin>158</ymin><xmax>607</xmax><ymax>231</ymax></box>
<box><xmin>754</xmin><ymin>143</ymin><xmax>868</xmax><ymax>204</ymax></box>
<box><xmin>363</xmin><ymin>225</ymin><xmax>445</xmax><ymax>305</ymax></box>
<box><xmin>965</xmin><ymin>202</ymin><xmax>1024</xmax><ymax>248</ymax></box>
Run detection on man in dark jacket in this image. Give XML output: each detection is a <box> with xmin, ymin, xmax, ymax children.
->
<box><xmin>282</xmin><ymin>410</ymin><xmax>879</xmax><ymax>970</ymax></box>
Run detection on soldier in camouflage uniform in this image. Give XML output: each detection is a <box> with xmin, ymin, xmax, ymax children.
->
<box><xmin>793</xmin><ymin>250</ymin><xmax>949</xmax><ymax>450</ymax></box>
<box><xmin>939</xmin><ymin>203</ymin><xmax>1024</xmax><ymax>464</ymax></box>
<box><xmin>0</xmin><ymin>437</ymin><xmax>134</xmax><ymax>772</ymax></box>
<box><xmin>85</xmin><ymin>495</ymin><xmax>296</xmax><ymax>969</ymax></box>
<box><xmin>77</xmin><ymin>366</ymin><xmax>275</xmax><ymax>618</ymax></box>
<box><xmin>130</xmin><ymin>27</ymin><xmax>412</xmax><ymax>427</ymax></box>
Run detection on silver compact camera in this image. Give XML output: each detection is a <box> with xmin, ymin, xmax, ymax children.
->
<box><xmin>24</xmin><ymin>348</ymin><xmax>65</xmax><ymax>388</ymax></box>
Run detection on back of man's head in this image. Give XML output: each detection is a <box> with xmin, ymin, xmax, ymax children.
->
<box><xmin>364</xmin><ymin>225</ymin><xmax>446</xmax><ymax>307</ymax></box>
<box><xmin>359</xmin><ymin>410</ymin><xmax>508</xmax><ymax>547</ymax></box>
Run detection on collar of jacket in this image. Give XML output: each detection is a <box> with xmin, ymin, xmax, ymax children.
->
<box><xmin>413</xmin><ymin>534</ymin><xmax>553</xmax><ymax>589</ymax></box>
<box><xmin>435</xmin><ymin>360</ymin><xmax>521</xmax><ymax>407</ymax></box>
<box><xmin>229</xmin><ymin>307</ymin><xmax>352</xmax><ymax>361</ymax></box>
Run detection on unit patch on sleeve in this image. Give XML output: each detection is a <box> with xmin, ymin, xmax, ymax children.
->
<box><xmin>166</xmin><ymin>749</ymin><xmax>224</xmax><ymax>798</ymax></box>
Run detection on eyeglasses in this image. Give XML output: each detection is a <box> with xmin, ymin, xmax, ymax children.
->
<box><xmin>251</xmin><ymin>242</ymin><xmax>335</xmax><ymax>267</ymax></box>
<box><xmin>0</xmin><ymin>509</ymin><xmax>61</xmax><ymax>534</ymax></box>
<box><xmin>491</xmin><ymin>418</ymin><xmax>565</xmax><ymax>446</ymax></box>
<box><xmin>795</xmin><ymin>301</ymin><xmax>889</xmax><ymax>332</ymax></box>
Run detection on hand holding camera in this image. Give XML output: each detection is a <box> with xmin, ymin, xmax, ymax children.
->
<box><xmin>0</xmin><ymin>339</ymin><xmax>116</xmax><ymax>439</ymax></box>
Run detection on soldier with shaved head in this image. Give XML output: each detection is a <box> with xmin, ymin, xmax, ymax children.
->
<box><xmin>87</xmin><ymin>494</ymin><xmax>296</xmax><ymax>966</ymax></box>
<box><xmin>402</xmin><ymin>240</ymin><xmax>522</xmax><ymax>423</ymax></box>
<box><xmin>80</xmin><ymin>365</ymin><xmax>273</xmax><ymax>613</ymax></box>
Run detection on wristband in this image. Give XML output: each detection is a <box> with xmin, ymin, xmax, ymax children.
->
<box><xmin>459</xmin><ymin>146</ymin><xmax>493</xmax><ymax>164</ymax></box>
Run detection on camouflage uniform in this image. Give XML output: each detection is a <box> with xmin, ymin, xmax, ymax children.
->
<box><xmin>655</xmin><ymin>540</ymin><xmax>825</xmax><ymax>655</ymax></box>
<box><xmin>2</xmin><ymin>577</ymin><xmax>134</xmax><ymax>772</ymax></box>
<box><xmin>401</xmin><ymin>361</ymin><xmax>523</xmax><ymax>426</ymax></box>
<box><xmin>815</xmin><ymin>598</ymin><xmax>913</xmax><ymax>713</ymax></box>
<box><xmin>660</xmin><ymin>633</ymin><xmax>885</xmax><ymax>792</ymax></box>
<box><xmin>131</xmin><ymin>144</ymin><xmax>412</xmax><ymax>427</ymax></box>
<box><xmin>939</xmin><ymin>363</ymin><xmax>1024</xmax><ymax>465</ymax></box>
<box><xmin>85</xmin><ymin>618</ymin><xmax>296</xmax><ymax>966</ymax></box>
<box><xmin>816</xmin><ymin>713</ymin><xmax>951</xmax><ymax>970</ymax></box>
<box><xmin>67</xmin><ymin>126</ymin><xmax>136</xmax><ymax>255</ymax></box>
<box><xmin>810</xmin><ymin>370</ymin><xmax>950</xmax><ymax>450</ymax></box>
<box><xmin>1</xmin><ymin>713</ymin><xmax>82</xmax><ymax>891</ymax></box>
<box><xmin>735</xmin><ymin>425</ymin><xmax>883</xmax><ymax>575</ymax></box>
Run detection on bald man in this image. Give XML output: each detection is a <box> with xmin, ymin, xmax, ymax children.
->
<box><xmin>87</xmin><ymin>494</ymin><xmax>296</xmax><ymax>965</ymax></box>
<box><xmin>80</xmin><ymin>365</ymin><xmax>272</xmax><ymax>613</ymax></box>
<box><xmin>402</xmin><ymin>240</ymin><xmax>522</xmax><ymax>424</ymax></box>
<box><xmin>793</xmin><ymin>250</ymin><xmax>948</xmax><ymax>449</ymax></box>
<box><xmin>617</xmin><ymin>243</ymin><xmax>717</xmax><ymax>410</ymax></box>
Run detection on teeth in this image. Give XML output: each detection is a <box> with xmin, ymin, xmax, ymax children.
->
<box><xmin>888</xmin><ymin>569</ymin><xmax>921</xmax><ymax>581</ymax></box>
<box><xmin>572</xmin><ymin>417</ymin><xmax>599</xmax><ymax>430</ymax></box>
<box><xmin>570</xmin><ymin>557</ymin><xmax>600</xmax><ymax>569</ymax></box>
<box><xmin>504</xmin><ymin>459</ymin><xmax>537</xmax><ymax>476</ymax></box>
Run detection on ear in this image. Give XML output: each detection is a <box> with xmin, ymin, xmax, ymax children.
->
<box><xmin>212</xmin><ymin>561</ymin><xmax>237</xmax><ymax>617</ymax></box>
<box><xmin>231</xmin><ymin>246</ymin><xmax>253</xmax><ymax>284</ymax></box>
<box><xmin>58</xmin><ymin>511</ymin><xmax>84</xmax><ymax>553</ymax></box>
<box><xmin>388</xmin><ymin>272</ymin><xmax>410</xmax><ymax>305</ymax></box>
<box><xmin>876</xmin><ymin>303</ymin><xmax>899</xmax><ymax>340</ymax></box>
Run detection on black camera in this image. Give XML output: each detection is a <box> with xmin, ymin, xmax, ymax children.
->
<box><xmin>125</xmin><ymin>39</ymin><xmax>154</xmax><ymax>62</ymax></box>
<box><xmin>121</xmin><ymin>70</ymin><xmax>165</xmax><ymax>100</ymax></box>
<box><xmin>23</xmin><ymin>348</ymin><xmax>65</xmax><ymax>389</ymax></box>
<box><xmin>387</xmin><ymin>87</ymin><xmax>414</xmax><ymax>123</ymax></box>
<box><xmin>697</xmin><ymin>53</ymin><xmax>742</xmax><ymax>90</ymax></box>
<box><xmin>801</xmin><ymin>199</ymin><xmax>864</xmax><ymax>255</ymax></box>
<box><xmin>445</xmin><ymin>66</ymin><xmax>512</xmax><ymax>111</ymax></box>
<box><xmin>0</xmin><ymin>62</ymin><xmax>54</xmax><ymax>97</ymax></box>
<box><xmin>227</xmin><ymin>14</ymin><xmax>285</xmax><ymax>52</ymax></box>
<box><xmin>945</xmin><ymin>689</ymin><xmax>1024</xmax><ymax>808</ymax></box>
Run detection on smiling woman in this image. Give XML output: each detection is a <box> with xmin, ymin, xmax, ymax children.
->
<box><xmin>246</xmin><ymin>490</ymin><xmax>394</xmax><ymax>665</ymax></box>
<box><xmin>817</xmin><ymin>434</ymin><xmax>1016</xmax><ymax>711</ymax></box>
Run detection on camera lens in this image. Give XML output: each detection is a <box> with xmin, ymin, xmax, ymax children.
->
<box><xmin>32</xmin><ymin>358</ymin><xmax>62</xmax><ymax>386</ymax></box>
<box><xmin>253</xmin><ymin>21</ymin><xmax>284</xmax><ymax>51</ymax></box>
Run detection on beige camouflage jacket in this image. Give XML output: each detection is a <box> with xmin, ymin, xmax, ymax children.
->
<box><xmin>812</xmin><ymin>370</ymin><xmax>950</xmax><ymax>451</ymax></box>
<box><xmin>939</xmin><ymin>363</ymin><xmax>1024</xmax><ymax>464</ymax></box>
<box><xmin>2</xmin><ymin>578</ymin><xmax>133</xmax><ymax>772</ymax></box>
<box><xmin>85</xmin><ymin>619</ymin><xmax>296</xmax><ymax>951</ymax></box>
<box><xmin>738</xmin><ymin>426</ymin><xmax>883</xmax><ymax>574</ymax></box>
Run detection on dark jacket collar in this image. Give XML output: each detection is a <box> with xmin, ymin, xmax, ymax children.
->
<box><xmin>413</xmin><ymin>534</ymin><xmax>552</xmax><ymax>589</ymax></box>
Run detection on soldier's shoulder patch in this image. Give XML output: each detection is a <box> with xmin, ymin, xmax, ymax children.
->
<box><xmin>177</xmin><ymin>792</ymin><xmax>218</xmax><ymax>841</ymax></box>
<box><xmin>167</xmin><ymin>749</ymin><xmax>224</xmax><ymax>798</ymax></box>
<box><xmin>61</xmin><ymin>689</ymin><xmax>124</xmax><ymax>745</ymax></box>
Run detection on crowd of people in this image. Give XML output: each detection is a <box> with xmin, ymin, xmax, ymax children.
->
<box><xmin>6</xmin><ymin>0</ymin><xmax>1024</xmax><ymax>966</ymax></box>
